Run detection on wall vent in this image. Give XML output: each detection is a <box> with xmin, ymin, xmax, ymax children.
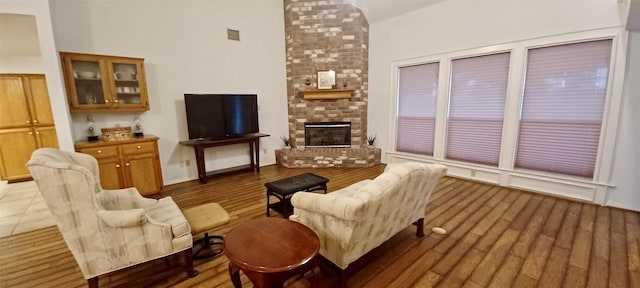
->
<box><xmin>227</xmin><ymin>29</ymin><xmax>240</xmax><ymax>41</ymax></box>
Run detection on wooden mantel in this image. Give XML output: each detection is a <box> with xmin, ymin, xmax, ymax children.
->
<box><xmin>300</xmin><ymin>89</ymin><xmax>353</xmax><ymax>100</ymax></box>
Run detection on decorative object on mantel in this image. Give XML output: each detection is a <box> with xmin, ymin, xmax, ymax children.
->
<box><xmin>301</xmin><ymin>89</ymin><xmax>353</xmax><ymax>100</ymax></box>
<box><xmin>317</xmin><ymin>70</ymin><xmax>336</xmax><ymax>90</ymax></box>
<box><xmin>101</xmin><ymin>126</ymin><xmax>132</xmax><ymax>142</ymax></box>
<box><xmin>367</xmin><ymin>135</ymin><xmax>376</xmax><ymax>147</ymax></box>
<box><xmin>133</xmin><ymin>115</ymin><xmax>144</xmax><ymax>137</ymax></box>
<box><xmin>86</xmin><ymin>115</ymin><xmax>98</xmax><ymax>141</ymax></box>
<box><xmin>281</xmin><ymin>135</ymin><xmax>291</xmax><ymax>149</ymax></box>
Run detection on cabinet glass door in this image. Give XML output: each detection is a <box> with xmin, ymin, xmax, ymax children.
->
<box><xmin>70</xmin><ymin>60</ymin><xmax>107</xmax><ymax>107</ymax></box>
<box><xmin>112</xmin><ymin>62</ymin><xmax>143</xmax><ymax>107</ymax></box>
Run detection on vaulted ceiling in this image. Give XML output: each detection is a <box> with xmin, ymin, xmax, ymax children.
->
<box><xmin>353</xmin><ymin>0</ymin><xmax>443</xmax><ymax>23</ymax></box>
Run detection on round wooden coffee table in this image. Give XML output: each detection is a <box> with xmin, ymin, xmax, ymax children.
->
<box><xmin>224</xmin><ymin>217</ymin><xmax>320</xmax><ymax>288</ymax></box>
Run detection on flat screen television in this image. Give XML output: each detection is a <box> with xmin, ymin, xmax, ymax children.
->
<box><xmin>184</xmin><ymin>94</ymin><xmax>259</xmax><ymax>140</ymax></box>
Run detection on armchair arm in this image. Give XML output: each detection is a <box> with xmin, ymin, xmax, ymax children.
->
<box><xmin>97</xmin><ymin>209</ymin><xmax>148</xmax><ymax>227</ymax></box>
<box><xmin>96</xmin><ymin>187</ymin><xmax>158</xmax><ymax>210</ymax></box>
<box><xmin>291</xmin><ymin>192</ymin><xmax>365</xmax><ymax>221</ymax></box>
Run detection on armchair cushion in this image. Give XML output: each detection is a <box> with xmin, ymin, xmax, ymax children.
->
<box><xmin>96</xmin><ymin>187</ymin><xmax>158</xmax><ymax>210</ymax></box>
<box><xmin>97</xmin><ymin>209</ymin><xmax>148</xmax><ymax>227</ymax></box>
<box><xmin>145</xmin><ymin>197</ymin><xmax>191</xmax><ymax>238</ymax></box>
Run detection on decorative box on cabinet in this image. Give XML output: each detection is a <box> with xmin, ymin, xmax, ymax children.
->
<box><xmin>60</xmin><ymin>52</ymin><xmax>150</xmax><ymax>111</ymax></box>
<box><xmin>0</xmin><ymin>74</ymin><xmax>58</xmax><ymax>182</ymax></box>
<box><xmin>75</xmin><ymin>136</ymin><xmax>163</xmax><ymax>195</ymax></box>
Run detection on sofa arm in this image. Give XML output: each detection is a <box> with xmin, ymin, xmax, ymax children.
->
<box><xmin>291</xmin><ymin>192</ymin><xmax>365</xmax><ymax>221</ymax></box>
<box><xmin>97</xmin><ymin>188</ymin><xmax>158</xmax><ymax>210</ymax></box>
<box><xmin>97</xmin><ymin>209</ymin><xmax>148</xmax><ymax>227</ymax></box>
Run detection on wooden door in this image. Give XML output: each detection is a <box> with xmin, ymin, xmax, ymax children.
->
<box><xmin>0</xmin><ymin>75</ymin><xmax>32</xmax><ymax>129</ymax></box>
<box><xmin>0</xmin><ymin>128</ymin><xmax>38</xmax><ymax>181</ymax></box>
<box><xmin>124</xmin><ymin>153</ymin><xmax>161</xmax><ymax>195</ymax></box>
<box><xmin>35</xmin><ymin>126</ymin><xmax>59</xmax><ymax>148</ymax></box>
<box><xmin>25</xmin><ymin>75</ymin><xmax>55</xmax><ymax>126</ymax></box>
<box><xmin>97</xmin><ymin>157</ymin><xmax>125</xmax><ymax>190</ymax></box>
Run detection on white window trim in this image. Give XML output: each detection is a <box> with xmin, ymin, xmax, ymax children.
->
<box><xmin>386</xmin><ymin>27</ymin><xmax>627</xmax><ymax>205</ymax></box>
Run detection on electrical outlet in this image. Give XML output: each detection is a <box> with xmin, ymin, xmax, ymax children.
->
<box><xmin>185</xmin><ymin>160</ymin><xmax>190</xmax><ymax>167</ymax></box>
<box><xmin>263</xmin><ymin>148</ymin><xmax>267</xmax><ymax>154</ymax></box>
<box><xmin>470</xmin><ymin>170</ymin><xmax>476</xmax><ymax>177</ymax></box>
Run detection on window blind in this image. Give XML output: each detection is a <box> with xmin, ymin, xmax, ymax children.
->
<box><xmin>516</xmin><ymin>40</ymin><xmax>612</xmax><ymax>178</ymax></box>
<box><xmin>446</xmin><ymin>53</ymin><xmax>510</xmax><ymax>165</ymax></box>
<box><xmin>396</xmin><ymin>63</ymin><xmax>439</xmax><ymax>155</ymax></box>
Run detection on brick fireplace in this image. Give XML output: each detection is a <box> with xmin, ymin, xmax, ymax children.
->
<box><xmin>277</xmin><ymin>0</ymin><xmax>380</xmax><ymax>168</ymax></box>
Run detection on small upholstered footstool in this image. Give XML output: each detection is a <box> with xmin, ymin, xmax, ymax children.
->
<box><xmin>182</xmin><ymin>203</ymin><xmax>230</xmax><ymax>259</ymax></box>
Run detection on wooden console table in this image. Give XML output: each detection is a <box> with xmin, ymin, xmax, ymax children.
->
<box><xmin>179</xmin><ymin>133</ymin><xmax>269</xmax><ymax>183</ymax></box>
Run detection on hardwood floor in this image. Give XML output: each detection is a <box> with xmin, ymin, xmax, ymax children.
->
<box><xmin>0</xmin><ymin>164</ymin><xmax>638</xmax><ymax>287</ymax></box>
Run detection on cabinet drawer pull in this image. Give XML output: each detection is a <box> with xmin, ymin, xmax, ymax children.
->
<box><xmin>105</xmin><ymin>99</ymin><xmax>110</xmax><ymax>103</ymax></box>
<box><xmin>125</xmin><ymin>162</ymin><xmax>130</xmax><ymax>166</ymax></box>
<box><xmin>137</xmin><ymin>145</ymin><xmax>141</xmax><ymax>149</ymax></box>
<box><xmin>116</xmin><ymin>164</ymin><xmax>120</xmax><ymax>168</ymax></box>
<box><xmin>33</xmin><ymin>119</ymin><xmax>38</xmax><ymax>123</ymax></box>
<box><xmin>28</xmin><ymin>131</ymin><xmax>33</xmax><ymax>135</ymax></box>
<box><xmin>97</xmin><ymin>150</ymin><xmax>103</xmax><ymax>154</ymax></box>
<box><xmin>114</xmin><ymin>99</ymin><xmax>119</xmax><ymax>103</ymax></box>
<box><xmin>35</xmin><ymin>131</ymin><xmax>40</xmax><ymax>135</ymax></box>
<box><xmin>26</xmin><ymin>120</ymin><xmax>31</xmax><ymax>124</ymax></box>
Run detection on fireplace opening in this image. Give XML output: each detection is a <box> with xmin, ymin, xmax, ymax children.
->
<box><xmin>305</xmin><ymin>122</ymin><xmax>351</xmax><ymax>148</ymax></box>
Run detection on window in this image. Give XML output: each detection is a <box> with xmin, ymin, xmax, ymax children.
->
<box><xmin>516</xmin><ymin>40</ymin><xmax>612</xmax><ymax>178</ymax></box>
<box><xmin>446</xmin><ymin>53</ymin><xmax>510</xmax><ymax>165</ymax></box>
<box><xmin>396</xmin><ymin>63</ymin><xmax>439</xmax><ymax>155</ymax></box>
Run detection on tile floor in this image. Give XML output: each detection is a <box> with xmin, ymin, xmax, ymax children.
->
<box><xmin>0</xmin><ymin>181</ymin><xmax>55</xmax><ymax>238</ymax></box>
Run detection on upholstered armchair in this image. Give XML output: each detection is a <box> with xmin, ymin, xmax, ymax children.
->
<box><xmin>27</xmin><ymin>148</ymin><xmax>198</xmax><ymax>288</ymax></box>
<box><xmin>289</xmin><ymin>162</ymin><xmax>447</xmax><ymax>286</ymax></box>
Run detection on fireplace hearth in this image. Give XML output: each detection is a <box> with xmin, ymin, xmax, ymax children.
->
<box><xmin>305</xmin><ymin>122</ymin><xmax>351</xmax><ymax>148</ymax></box>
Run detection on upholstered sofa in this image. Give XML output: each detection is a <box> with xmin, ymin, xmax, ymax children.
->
<box><xmin>27</xmin><ymin>148</ymin><xmax>197</xmax><ymax>287</ymax></box>
<box><xmin>289</xmin><ymin>162</ymin><xmax>446</xmax><ymax>284</ymax></box>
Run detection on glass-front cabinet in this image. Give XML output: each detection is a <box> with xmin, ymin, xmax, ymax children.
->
<box><xmin>60</xmin><ymin>52</ymin><xmax>149</xmax><ymax>111</ymax></box>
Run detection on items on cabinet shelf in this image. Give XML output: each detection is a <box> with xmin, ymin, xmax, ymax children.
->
<box><xmin>0</xmin><ymin>74</ymin><xmax>59</xmax><ymax>182</ymax></box>
<box><xmin>75</xmin><ymin>136</ymin><xmax>163</xmax><ymax>195</ymax></box>
<box><xmin>60</xmin><ymin>52</ymin><xmax>150</xmax><ymax>112</ymax></box>
<box><xmin>133</xmin><ymin>115</ymin><xmax>144</xmax><ymax>137</ymax></box>
<box><xmin>86</xmin><ymin>115</ymin><xmax>98</xmax><ymax>141</ymax></box>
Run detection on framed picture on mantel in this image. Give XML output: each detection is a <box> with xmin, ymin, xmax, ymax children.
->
<box><xmin>317</xmin><ymin>70</ymin><xmax>336</xmax><ymax>90</ymax></box>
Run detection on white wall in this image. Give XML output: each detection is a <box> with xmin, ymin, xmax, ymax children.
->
<box><xmin>607</xmin><ymin>32</ymin><xmax>640</xmax><ymax>210</ymax></box>
<box><xmin>369</xmin><ymin>0</ymin><xmax>639</xmax><ymax>210</ymax></box>
<box><xmin>0</xmin><ymin>56</ymin><xmax>43</xmax><ymax>73</ymax></box>
<box><xmin>369</xmin><ymin>0</ymin><xmax>622</xmax><ymax>149</ymax></box>
<box><xmin>0</xmin><ymin>0</ymin><xmax>75</xmax><ymax>151</ymax></box>
<box><xmin>49</xmin><ymin>0</ymin><xmax>288</xmax><ymax>185</ymax></box>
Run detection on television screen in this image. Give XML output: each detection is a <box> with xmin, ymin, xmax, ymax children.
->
<box><xmin>184</xmin><ymin>94</ymin><xmax>259</xmax><ymax>140</ymax></box>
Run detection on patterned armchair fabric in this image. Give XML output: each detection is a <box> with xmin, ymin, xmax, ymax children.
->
<box><xmin>26</xmin><ymin>148</ymin><xmax>193</xmax><ymax>280</ymax></box>
<box><xmin>289</xmin><ymin>162</ymin><xmax>447</xmax><ymax>269</ymax></box>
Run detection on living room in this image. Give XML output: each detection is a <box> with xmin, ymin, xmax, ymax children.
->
<box><xmin>1</xmin><ymin>0</ymin><xmax>639</xmax><ymax>287</ymax></box>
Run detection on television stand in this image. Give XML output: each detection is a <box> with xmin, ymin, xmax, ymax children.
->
<box><xmin>179</xmin><ymin>133</ymin><xmax>270</xmax><ymax>183</ymax></box>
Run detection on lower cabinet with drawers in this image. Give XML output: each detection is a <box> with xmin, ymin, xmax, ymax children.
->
<box><xmin>75</xmin><ymin>135</ymin><xmax>163</xmax><ymax>195</ymax></box>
